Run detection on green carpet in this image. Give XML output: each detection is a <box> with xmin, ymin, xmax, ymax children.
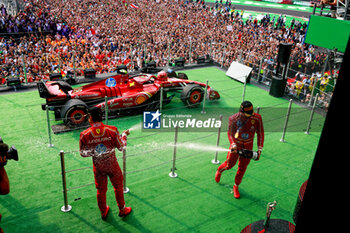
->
<box><xmin>0</xmin><ymin>67</ymin><xmax>324</xmax><ymax>232</ymax></box>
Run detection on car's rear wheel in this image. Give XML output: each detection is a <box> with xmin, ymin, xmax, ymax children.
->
<box><xmin>181</xmin><ymin>84</ymin><xmax>204</xmax><ymax>108</ymax></box>
<box><xmin>144</xmin><ymin>91</ymin><xmax>162</xmax><ymax>111</ymax></box>
<box><xmin>62</xmin><ymin>99</ymin><xmax>89</xmax><ymax>128</ymax></box>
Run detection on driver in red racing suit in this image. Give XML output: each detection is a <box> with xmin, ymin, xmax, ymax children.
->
<box><xmin>79</xmin><ymin>107</ymin><xmax>132</xmax><ymax>219</ymax></box>
<box><xmin>215</xmin><ymin>101</ymin><xmax>264</xmax><ymax>199</ymax></box>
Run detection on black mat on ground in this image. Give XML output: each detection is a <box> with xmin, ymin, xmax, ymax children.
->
<box><xmin>51</xmin><ymin>123</ymin><xmax>89</xmax><ymax>134</ymax></box>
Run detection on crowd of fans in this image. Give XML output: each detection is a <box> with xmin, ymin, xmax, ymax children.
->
<box><xmin>0</xmin><ymin>0</ymin><xmax>335</xmax><ymax>105</ymax></box>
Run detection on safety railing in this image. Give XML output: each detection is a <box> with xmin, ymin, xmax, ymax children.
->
<box><xmin>0</xmin><ymin>73</ymin><xmax>323</xmax><ymax>210</ymax></box>
<box><xmin>55</xmin><ymin>91</ymin><xmax>324</xmax><ymax>212</ymax></box>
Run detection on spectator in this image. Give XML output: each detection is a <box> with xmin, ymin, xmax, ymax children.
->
<box><xmin>0</xmin><ymin>0</ymin><xmax>326</xmax><ymax>84</ymax></box>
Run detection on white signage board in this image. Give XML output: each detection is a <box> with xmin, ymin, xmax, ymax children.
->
<box><xmin>226</xmin><ymin>61</ymin><xmax>252</xmax><ymax>83</ymax></box>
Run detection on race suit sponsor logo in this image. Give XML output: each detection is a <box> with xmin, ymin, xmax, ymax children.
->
<box><xmin>95</xmin><ymin>144</ymin><xmax>107</xmax><ymax>155</ymax></box>
<box><xmin>88</xmin><ymin>137</ymin><xmax>112</xmax><ymax>144</ymax></box>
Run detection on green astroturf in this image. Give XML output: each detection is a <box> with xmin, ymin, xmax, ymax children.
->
<box><xmin>0</xmin><ymin>67</ymin><xmax>324</xmax><ymax>232</ymax></box>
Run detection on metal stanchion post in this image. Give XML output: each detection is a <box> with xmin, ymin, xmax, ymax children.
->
<box><xmin>285</xmin><ymin>60</ymin><xmax>291</xmax><ymax>79</ymax></box>
<box><xmin>60</xmin><ymin>150</ymin><xmax>72</xmax><ymax>212</ymax></box>
<box><xmin>104</xmin><ymin>96</ymin><xmax>108</xmax><ymax>125</ymax></box>
<box><xmin>73</xmin><ymin>51</ymin><xmax>77</xmax><ymax>80</ymax></box>
<box><xmin>221</xmin><ymin>45</ymin><xmax>226</xmax><ymax>68</ymax></box>
<box><xmin>189</xmin><ymin>39</ymin><xmax>192</xmax><ymax>65</ymax></box>
<box><xmin>169</xmin><ymin>126</ymin><xmax>178</xmax><ymax>178</ymax></box>
<box><xmin>22</xmin><ymin>54</ymin><xmax>28</xmax><ymax>85</ymax></box>
<box><xmin>167</xmin><ymin>42</ymin><xmax>171</xmax><ymax>69</ymax></box>
<box><xmin>212</xmin><ymin>115</ymin><xmax>223</xmax><ymax>164</ymax></box>
<box><xmin>46</xmin><ymin>105</ymin><xmax>54</xmax><ymax>147</ymax></box>
<box><xmin>58</xmin><ymin>52</ymin><xmax>61</xmax><ymax>74</ymax></box>
<box><xmin>305</xmin><ymin>93</ymin><xmax>319</xmax><ymax>135</ymax></box>
<box><xmin>122</xmin><ymin>148</ymin><xmax>130</xmax><ymax>193</ymax></box>
<box><xmin>257</xmin><ymin>58</ymin><xmax>263</xmax><ymax>81</ymax></box>
<box><xmin>280</xmin><ymin>99</ymin><xmax>293</xmax><ymax>142</ymax></box>
<box><xmin>242</xmin><ymin>77</ymin><xmax>247</xmax><ymax>102</ymax></box>
<box><xmin>312</xmin><ymin>3</ymin><xmax>317</xmax><ymax>15</ymax></box>
<box><xmin>201</xmin><ymin>80</ymin><xmax>208</xmax><ymax>114</ymax></box>
<box><xmin>308</xmin><ymin>74</ymin><xmax>317</xmax><ymax>106</ymax></box>
<box><xmin>160</xmin><ymin>86</ymin><xmax>163</xmax><ymax>113</ymax></box>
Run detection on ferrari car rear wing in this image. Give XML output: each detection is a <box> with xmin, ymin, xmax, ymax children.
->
<box><xmin>37</xmin><ymin>81</ymin><xmax>54</xmax><ymax>98</ymax></box>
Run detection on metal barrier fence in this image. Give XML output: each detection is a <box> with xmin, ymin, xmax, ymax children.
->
<box><xmin>55</xmin><ymin>93</ymin><xmax>322</xmax><ymax>212</ymax></box>
<box><xmin>1</xmin><ymin>45</ymin><xmax>338</xmax><ymax>119</ymax></box>
<box><xmin>0</xmin><ymin>73</ymin><xmax>324</xmax><ymax>211</ymax></box>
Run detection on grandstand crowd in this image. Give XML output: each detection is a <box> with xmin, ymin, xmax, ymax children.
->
<box><xmin>0</xmin><ymin>0</ymin><xmax>335</xmax><ymax>107</ymax></box>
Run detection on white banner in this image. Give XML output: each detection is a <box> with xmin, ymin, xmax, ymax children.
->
<box><xmin>225</xmin><ymin>61</ymin><xmax>252</xmax><ymax>83</ymax></box>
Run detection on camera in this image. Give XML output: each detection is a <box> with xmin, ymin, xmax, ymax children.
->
<box><xmin>0</xmin><ymin>136</ymin><xmax>18</xmax><ymax>167</ymax></box>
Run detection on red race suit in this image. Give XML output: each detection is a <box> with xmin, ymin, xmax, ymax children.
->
<box><xmin>79</xmin><ymin>122</ymin><xmax>127</xmax><ymax>214</ymax></box>
<box><xmin>217</xmin><ymin>112</ymin><xmax>264</xmax><ymax>185</ymax></box>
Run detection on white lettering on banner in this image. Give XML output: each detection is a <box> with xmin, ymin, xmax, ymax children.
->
<box><xmin>162</xmin><ymin>118</ymin><xmax>221</xmax><ymax>128</ymax></box>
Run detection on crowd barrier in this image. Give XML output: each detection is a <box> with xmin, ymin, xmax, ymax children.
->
<box><xmin>52</xmin><ymin>88</ymin><xmax>322</xmax><ymax>212</ymax></box>
<box><xmin>1</xmin><ymin>49</ymin><xmax>336</xmax><ymax>118</ymax></box>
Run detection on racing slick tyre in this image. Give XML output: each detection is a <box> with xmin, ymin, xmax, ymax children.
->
<box><xmin>181</xmin><ymin>84</ymin><xmax>204</xmax><ymax>108</ymax></box>
<box><xmin>61</xmin><ymin>99</ymin><xmax>89</xmax><ymax>128</ymax></box>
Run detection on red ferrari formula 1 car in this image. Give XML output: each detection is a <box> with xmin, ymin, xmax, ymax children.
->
<box><xmin>37</xmin><ymin>69</ymin><xmax>220</xmax><ymax>128</ymax></box>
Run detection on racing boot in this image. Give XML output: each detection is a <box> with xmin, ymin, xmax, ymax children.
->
<box><xmin>233</xmin><ymin>184</ymin><xmax>240</xmax><ymax>199</ymax></box>
<box><xmin>215</xmin><ymin>170</ymin><xmax>222</xmax><ymax>183</ymax></box>
<box><xmin>119</xmin><ymin>206</ymin><xmax>132</xmax><ymax>217</ymax></box>
<box><xmin>101</xmin><ymin>205</ymin><xmax>110</xmax><ymax>220</ymax></box>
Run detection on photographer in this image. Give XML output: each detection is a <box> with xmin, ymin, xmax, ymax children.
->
<box><xmin>0</xmin><ymin>143</ymin><xmax>10</xmax><ymax>233</ymax></box>
<box><xmin>0</xmin><ymin>143</ymin><xmax>10</xmax><ymax>195</ymax></box>
<box><xmin>0</xmin><ymin>138</ymin><xmax>18</xmax><ymax>232</ymax></box>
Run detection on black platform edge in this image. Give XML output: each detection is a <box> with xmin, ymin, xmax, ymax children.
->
<box><xmin>241</xmin><ymin>219</ymin><xmax>295</xmax><ymax>233</ymax></box>
<box><xmin>51</xmin><ymin>123</ymin><xmax>89</xmax><ymax>134</ymax></box>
